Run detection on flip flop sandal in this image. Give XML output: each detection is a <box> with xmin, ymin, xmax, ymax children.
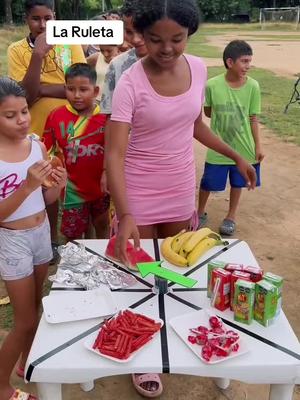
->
<box><xmin>198</xmin><ymin>212</ymin><xmax>208</xmax><ymax>229</ymax></box>
<box><xmin>132</xmin><ymin>373</ymin><xmax>163</xmax><ymax>398</ymax></box>
<box><xmin>16</xmin><ymin>366</ymin><xmax>25</xmax><ymax>379</ymax></box>
<box><xmin>219</xmin><ymin>219</ymin><xmax>236</xmax><ymax>236</ymax></box>
<box><xmin>9</xmin><ymin>388</ymin><xmax>37</xmax><ymax>399</ymax></box>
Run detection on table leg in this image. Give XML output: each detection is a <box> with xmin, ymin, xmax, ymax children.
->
<box><xmin>214</xmin><ymin>378</ymin><xmax>230</xmax><ymax>390</ymax></box>
<box><xmin>80</xmin><ymin>381</ymin><xmax>95</xmax><ymax>392</ymax></box>
<box><xmin>269</xmin><ymin>384</ymin><xmax>294</xmax><ymax>400</ymax></box>
<box><xmin>37</xmin><ymin>382</ymin><xmax>62</xmax><ymax>400</ymax></box>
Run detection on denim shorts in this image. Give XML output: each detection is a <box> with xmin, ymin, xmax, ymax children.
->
<box><xmin>200</xmin><ymin>162</ymin><xmax>261</xmax><ymax>191</ymax></box>
<box><xmin>0</xmin><ymin>216</ymin><xmax>53</xmax><ymax>281</ymax></box>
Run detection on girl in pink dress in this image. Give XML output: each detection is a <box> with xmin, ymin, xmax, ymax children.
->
<box><xmin>107</xmin><ymin>0</ymin><xmax>256</xmax><ymax>261</ymax></box>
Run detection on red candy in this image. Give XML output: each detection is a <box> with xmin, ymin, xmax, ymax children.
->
<box><xmin>209</xmin><ymin>316</ymin><xmax>223</xmax><ymax>329</ymax></box>
<box><xmin>201</xmin><ymin>344</ymin><xmax>213</xmax><ymax>361</ymax></box>
<box><xmin>196</xmin><ymin>334</ymin><xmax>207</xmax><ymax>345</ymax></box>
<box><xmin>188</xmin><ymin>335</ymin><xmax>197</xmax><ymax>344</ymax></box>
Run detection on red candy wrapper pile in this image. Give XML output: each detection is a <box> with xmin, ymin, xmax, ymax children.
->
<box><xmin>93</xmin><ymin>310</ymin><xmax>162</xmax><ymax>360</ymax></box>
<box><xmin>187</xmin><ymin>315</ymin><xmax>240</xmax><ymax>362</ymax></box>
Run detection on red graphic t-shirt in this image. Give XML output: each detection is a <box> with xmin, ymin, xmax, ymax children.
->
<box><xmin>43</xmin><ymin>104</ymin><xmax>107</xmax><ymax>208</ymax></box>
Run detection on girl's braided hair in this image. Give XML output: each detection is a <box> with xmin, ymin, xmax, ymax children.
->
<box><xmin>0</xmin><ymin>77</ymin><xmax>26</xmax><ymax>104</ymax></box>
<box><xmin>133</xmin><ymin>0</ymin><xmax>201</xmax><ymax>36</ymax></box>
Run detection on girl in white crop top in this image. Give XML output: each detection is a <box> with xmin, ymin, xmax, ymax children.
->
<box><xmin>0</xmin><ymin>77</ymin><xmax>66</xmax><ymax>400</ymax></box>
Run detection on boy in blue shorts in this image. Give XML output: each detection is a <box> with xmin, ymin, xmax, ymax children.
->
<box><xmin>198</xmin><ymin>40</ymin><xmax>264</xmax><ymax>235</ymax></box>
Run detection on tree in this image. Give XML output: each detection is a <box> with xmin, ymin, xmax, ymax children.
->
<box><xmin>4</xmin><ymin>0</ymin><xmax>13</xmax><ymax>24</ymax></box>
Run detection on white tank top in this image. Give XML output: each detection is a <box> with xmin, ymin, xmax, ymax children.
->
<box><xmin>0</xmin><ymin>136</ymin><xmax>46</xmax><ymax>222</ymax></box>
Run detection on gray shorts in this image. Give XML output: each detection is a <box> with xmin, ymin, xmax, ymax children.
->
<box><xmin>0</xmin><ymin>217</ymin><xmax>53</xmax><ymax>281</ymax></box>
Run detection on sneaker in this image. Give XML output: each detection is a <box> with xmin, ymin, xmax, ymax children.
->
<box><xmin>50</xmin><ymin>242</ymin><xmax>60</xmax><ymax>265</ymax></box>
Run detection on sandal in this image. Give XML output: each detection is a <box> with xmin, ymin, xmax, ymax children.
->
<box><xmin>219</xmin><ymin>219</ymin><xmax>236</xmax><ymax>236</ymax></box>
<box><xmin>9</xmin><ymin>388</ymin><xmax>37</xmax><ymax>399</ymax></box>
<box><xmin>16</xmin><ymin>366</ymin><xmax>25</xmax><ymax>379</ymax></box>
<box><xmin>197</xmin><ymin>212</ymin><xmax>208</xmax><ymax>229</ymax></box>
<box><xmin>132</xmin><ymin>373</ymin><xmax>163</xmax><ymax>398</ymax></box>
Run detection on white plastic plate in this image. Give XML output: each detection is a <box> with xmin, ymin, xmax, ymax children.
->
<box><xmin>42</xmin><ymin>287</ymin><xmax>118</xmax><ymax>324</ymax></box>
<box><xmin>169</xmin><ymin>309</ymin><xmax>249</xmax><ymax>364</ymax></box>
<box><xmin>84</xmin><ymin>310</ymin><xmax>164</xmax><ymax>363</ymax></box>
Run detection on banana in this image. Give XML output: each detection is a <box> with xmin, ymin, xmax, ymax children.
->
<box><xmin>186</xmin><ymin>237</ymin><xmax>219</xmax><ymax>266</ymax></box>
<box><xmin>171</xmin><ymin>231</ymin><xmax>194</xmax><ymax>253</ymax></box>
<box><xmin>160</xmin><ymin>237</ymin><xmax>188</xmax><ymax>267</ymax></box>
<box><xmin>182</xmin><ymin>228</ymin><xmax>215</xmax><ymax>254</ymax></box>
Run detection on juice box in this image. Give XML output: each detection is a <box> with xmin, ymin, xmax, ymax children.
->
<box><xmin>230</xmin><ymin>271</ymin><xmax>251</xmax><ymax>310</ymax></box>
<box><xmin>254</xmin><ymin>280</ymin><xmax>278</xmax><ymax>327</ymax></box>
<box><xmin>243</xmin><ymin>265</ymin><xmax>263</xmax><ymax>282</ymax></box>
<box><xmin>211</xmin><ymin>268</ymin><xmax>231</xmax><ymax>311</ymax></box>
<box><xmin>207</xmin><ymin>260</ymin><xmax>227</xmax><ymax>298</ymax></box>
<box><xmin>233</xmin><ymin>280</ymin><xmax>255</xmax><ymax>325</ymax></box>
<box><xmin>263</xmin><ymin>272</ymin><xmax>283</xmax><ymax>317</ymax></box>
<box><xmin>225</xmin><ymin>263</ymin><xmax>244</xmax><ymax>273</ymax></box>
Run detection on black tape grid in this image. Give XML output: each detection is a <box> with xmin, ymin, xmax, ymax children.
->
<box><xmin>72</xmin><ymin>240</ymin><xmax>153</xmax><ymax>289</ymax></box>
<box><xmin>167</xmin><ymin>292</ymin><xmax>300</xmax><ymax>361</ymax></box>
<box><xmin>26</xmin><ymin>290</ymin><xmax>157</xmax><ymax>382</ymax></box>
<box><xmin>153</xmin><ymin>238</ymin><xmax>170</xmax><ymax>373</ymax></box>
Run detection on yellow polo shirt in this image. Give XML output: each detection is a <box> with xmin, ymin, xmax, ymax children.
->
<box><xmin>7</xmin><ymin>38</ymin><xmax>86</xmax><ymax>137</ymax></box>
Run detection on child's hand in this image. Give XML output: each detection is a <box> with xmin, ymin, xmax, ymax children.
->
<box><xmin>49</xmin><ymin>166</ymin><xmax>67</xmax><ymax>189</ymax></box>
<box><xmin>33</xmin><ymin>32</ymin><xmax>53</xmax><ymax>57</ymax></box>
<box><xmin>236</xmin><ymin>158</ymin><xmax>257</xmax><ymax>190</ymax></box>
<box><xmin>116</xmin><ymin>214</ymin><xmax>140</xmax><ymax>266</ymax></box>
<box><xmin>25</xmin><ymin>160</ymin><xmax>52</xmax><ymax>192</ymax></box>
<box><xmin>255</xmin><ymin>147</ymin><xmax>265</xmax><ymax>162</ymax></box>
<box><xmin>100</xmin><ymin>171</ymin><xmax>110</xmax><ymax>194</ymax></box>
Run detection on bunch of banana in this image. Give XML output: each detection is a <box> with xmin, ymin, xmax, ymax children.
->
<box><xmin>160</xmin><ymin>228</ymin><xmax>228</xmax><ymax>267</ymax></box>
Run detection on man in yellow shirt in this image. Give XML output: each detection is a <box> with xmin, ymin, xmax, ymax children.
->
<box><xmin>7</xmin><ymin>0</ymin><xmax>86</xmax><ymax>138</ymax></box>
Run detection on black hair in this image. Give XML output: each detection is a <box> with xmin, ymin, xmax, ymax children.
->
<box><xmin>25</xmin><ymin>0</ymin><xmax>54</xmax><ymax>15</ymax></box>
<box><xmin>0</xmin><ymin>77</ymin><xmax>26</xmax><ymax>104</ymax></box>
<box><xmin>121</xmin><ymin>0</ymin><xmax>136</xmax><ymax>17</ymax></box>
<box><xmin>133</xmin><ymin>0</ymin><xmax>201</xmax><ymax>36</ymax></box>
<box><xmin>223</xmin><ymin>40</ymin><xmax>253</xmax><ymax>69</ymax></box>
<box><xmin>65</xmin><ymin>63</ymin><xmax>97</xmax><ymax>85</ymax></box>
<box><xmin>106</xmin><ymin>9</ymin><xmax>121</xmax><ymax>17</ymax></box>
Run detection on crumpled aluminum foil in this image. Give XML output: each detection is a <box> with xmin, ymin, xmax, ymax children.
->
<box><xmin>48</xmin><ymin>242</ymin><xmax>137</xmax><ymax>290</ymax></box>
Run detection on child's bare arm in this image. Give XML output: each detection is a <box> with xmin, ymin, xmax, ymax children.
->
<box><xmin>250</xmin><ymin>115</ymin><xmax>264</xmax><ymax>162</ymax></box>
<box><xmin>0</xmin><ymin>161</ymin><xmax>51</xmax><ymax>222</ymax></box>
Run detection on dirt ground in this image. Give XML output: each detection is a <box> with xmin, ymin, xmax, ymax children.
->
<box><xmin>1</xmin><ymin>31</ymin><xmax>300</xmax><ymax>400</ymax></box>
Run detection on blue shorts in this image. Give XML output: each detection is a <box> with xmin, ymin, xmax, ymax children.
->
<box><xmin>200</xmin><ymin>162</ymin><xmax>261</xmax><ymax>191</ymax></box>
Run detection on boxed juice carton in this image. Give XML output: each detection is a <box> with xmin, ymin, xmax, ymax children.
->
<box><xmin>263</xmin><ymin>272</ymin><xmax>283</xmax><ymax>317</ymax></box>
<box><xmin>243</xmin><ymin>265</ymin><xmax>263</xmax><ymax>282</ymax></box>
<box><xmin>211</xmin><ymin>268</ymin><xmax>231</xmax><ymax>311</ymax></box>
<box><xmin>207</xmin><ymin>260</ymin><xmax>227</xmax><ymax>298</ymax></box>
<box><xmin>254</xmin><ymin>280</ymin><xmax>278</xmax><ymax>327</ymax></box>
<box><xmin>230</xmin><ymin>271</ymin><xmax>251</xmax><ymax>310</ymax></box>
<box><xmin>233</xmin><ymin>280</ymin><xmax>255</xmax><ymax>325</ymax></box>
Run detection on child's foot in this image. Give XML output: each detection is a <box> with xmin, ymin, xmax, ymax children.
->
<box><xmin>197</xmin><ymin>212</ymin><xmax>208</xmax><ymax>229</ymax></box>
<box><xmin>132</xmin><ymin>373</ymin><xmax>163</xmax><ymax>398</ymax></box>
<box><xmin>219</xmin><ymin>219</ymin><xmax>236</xmax><ymax>236</ymax></box>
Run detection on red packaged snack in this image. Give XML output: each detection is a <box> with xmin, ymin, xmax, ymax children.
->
<box><xmin>105</xmin><ymin>236</ymin><xmax>154</xmax><ymax>271</ymax></box>
<box><xmin>230</xmin><ymin>271</ymin><xmax>251</xmax><ymax>310</ymax></box>
<box><xmin>243</xmin><ymin>265</ymin><xmax>263</xmax><ymax>282</ymax></box>
<box><xmin>225</xmin><ymin>263</ymin><xmax>244</xmax><ymax>272</ymax></box>
<box><xmin>211</xmin><ymin>268</ymin><xmax>231</xmax><ymax>311</ymax></box>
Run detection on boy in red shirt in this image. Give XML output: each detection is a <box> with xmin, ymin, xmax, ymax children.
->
<box><xmin>43</xmin><ymin>63</ymin><xmax>109</xmax><ymax>240</ymax></box>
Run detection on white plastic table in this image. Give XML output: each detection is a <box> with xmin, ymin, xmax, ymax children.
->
<box><xmin>25</xmin><ymin>239</ymin><xmax>300</xmax><ymax>400</ymax></box>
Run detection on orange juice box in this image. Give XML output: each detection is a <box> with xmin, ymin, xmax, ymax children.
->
<box><xmin>254</xmin><ymin>280</ymin><xmax>278</xmax><ymax>327</ymax></box>
<box><xmin>230</xmin><ymin>271</ymin><xmax>251</xmax><ymax>310</ymax></box>
<box><xmin>263</xmin><ymin>272</ymin><xmax>283</xmax><ymax>317</ymax></box>
<box><xmin>211</xmin><ymin>268</ymin><xmax>231</xmax><ymax>311</ymax></box>
<box><xmin>233</xmin><ymin>280</ymin><xmax>255</xmax><ymax>325</ymax></box>
<box><xmin>207</xmin><ymin>260</ymin><xmax>227</xmax><ymax>298</ymax></box>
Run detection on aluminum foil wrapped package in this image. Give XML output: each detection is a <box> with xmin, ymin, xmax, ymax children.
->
<box><xmin>49</xmin><ymin>242</ymin><xmax>137</xmax><ymax>290</ymax></box>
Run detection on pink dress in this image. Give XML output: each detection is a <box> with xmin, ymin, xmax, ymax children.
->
<box><xmin>111</xmin><ymin>54</ymin><xmax>207</xmax><ymax>225</ymax></box>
